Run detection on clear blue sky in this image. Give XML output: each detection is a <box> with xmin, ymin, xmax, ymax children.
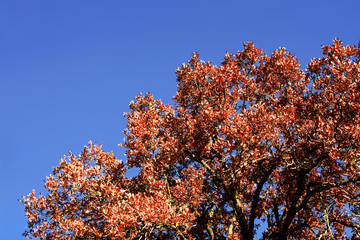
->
<box><xmin>0</xmin><ymin>1</ymin><xmax>359</xmax><ymax>239</ymax></box>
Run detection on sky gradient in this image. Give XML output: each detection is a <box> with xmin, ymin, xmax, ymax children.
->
<box><xmin>1</xmin><ymin>1</ymin><xmax>359</xmax><ymax>239</ymax></box>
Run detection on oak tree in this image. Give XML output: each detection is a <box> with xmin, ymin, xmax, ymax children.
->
<box><xmin>23</xmin><ymin>39</ymin><xmax>360</xmax><ymax>239</ymax></box>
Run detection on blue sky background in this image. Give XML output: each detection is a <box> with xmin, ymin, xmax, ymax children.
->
<box><xmin>0</xmin><ymin>1</ymin><xmax>359</xmax><ymax>239</ymax></box>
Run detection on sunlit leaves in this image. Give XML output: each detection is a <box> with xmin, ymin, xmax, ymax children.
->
<box><xmin>23</xmin><ymin>39</ymin><xmax>360</xmax><ymax>239</ymax></box>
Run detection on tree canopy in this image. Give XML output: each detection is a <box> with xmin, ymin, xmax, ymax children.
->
<box><xmin>23</xmin><ymin>39</ymin><xmax>360</xmax><ymax>239</ymax></box>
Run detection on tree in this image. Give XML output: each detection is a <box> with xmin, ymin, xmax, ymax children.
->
<box><xmin>22</xmin><ymin>39</ymin><xmax>360</xmax><ymax>239</ymax></box>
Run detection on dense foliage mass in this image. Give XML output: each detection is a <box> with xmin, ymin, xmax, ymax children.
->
<box><xmin>23</xmin><ymin>39</ymin><xmax>360</xmax><ymax>239</ymax></box>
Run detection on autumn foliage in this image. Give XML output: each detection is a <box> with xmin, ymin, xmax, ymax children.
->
<box><xmin>23</xmin><ymin>39</ymin><xmax>360</xmax><ymax>239</ymax></box>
